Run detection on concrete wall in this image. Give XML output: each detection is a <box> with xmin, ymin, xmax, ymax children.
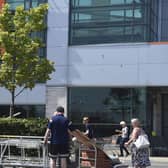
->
<box><xmin>46</xmin><ymin>0</ymin><xmax>69</xmax><ymax>86</ymax></box>
<box><xmin>68</xmin><ymin>43</ymin><xmax>168</xmax><ymax>86</ymax></box>
<box><xmin>45</xmin><ymin>0</ymin><xmax>69</xmax><ymax>117</ymax></box>
<box><xmin>46</xmin><ymin>87</ymin><xmax>67</xmax><ymax>117</ymax></box>
<box><xmin>0</xmin><ymin>85</ymin><xmax>46</xmax><ymax>105</ymax></box>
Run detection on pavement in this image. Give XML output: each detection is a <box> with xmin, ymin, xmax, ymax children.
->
<box><xmin>2</xmin><ymin>157</ymin><xmax>167</xmax><ymax>168</ymax></box>
<box><xmin>120</xmin><ymin>156</ymin><xmax>168</xmax><ymax>168</ymax></box>
<box><xmin>103</xmin><ymin>144</ymin><xmax>168</xmax><ymax>168</ymax></box>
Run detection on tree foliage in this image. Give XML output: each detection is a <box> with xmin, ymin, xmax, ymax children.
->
<box><xmin>0</xmin><ymin>4</ymin><xmax>55</xmax><ymax>116</ymax></box>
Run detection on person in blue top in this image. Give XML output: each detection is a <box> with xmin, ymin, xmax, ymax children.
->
<box><xmin>83</xmin><ymin>117</ymin><xmax>93</xmax><ymax>139</ymax></box>
<box><xmin>44</xmin><ymin>106</ymin><xmax>73</xmax><ymax>168</ymax></box>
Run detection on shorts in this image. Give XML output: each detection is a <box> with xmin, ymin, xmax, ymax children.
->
<box><xmin>49</xmin><ymin>144</ymin><xmax>69</xmax><ymax>158</ymax></box>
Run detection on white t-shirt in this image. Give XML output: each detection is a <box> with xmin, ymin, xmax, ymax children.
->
<box><xmin>121</xmin><ymin>126</ymin><xmax>129</xmax><ymax>138</ymax></box>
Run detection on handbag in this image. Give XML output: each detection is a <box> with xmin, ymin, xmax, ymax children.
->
<box><xmin>134</xmin><ymin>134</ymin><xmax>150</xmax><ymax>149</ymax></box>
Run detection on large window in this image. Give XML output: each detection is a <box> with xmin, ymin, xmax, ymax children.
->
<box><xmin>68</xmin><ymin>87</ymin><xmax>147</xmax><ymax>137</ymax></box>
<box><xmin>6</xmin><ymin>0</ymin><xmax>47</xmax><ymax>57</ymax></box>
<box><xmin>69</xmin><ymin>0</ymin><xmax>158</xmax><ymax>45</ymax></box>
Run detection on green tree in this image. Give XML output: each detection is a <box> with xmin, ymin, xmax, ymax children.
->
<box><xmin>0</xmin><ymin>4</ymin><xmax>55</xmax><ymax>117</ymax></box>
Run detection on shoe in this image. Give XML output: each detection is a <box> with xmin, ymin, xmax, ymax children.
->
<box><xmin>125</xmin><ymin>153</ymin><xmax>130</xmax><ymax>157</ymax></box>
<box><xmin>119</xmin><ymin>154</ymin><xmax>124</xmax><ymax>157</ymax></box>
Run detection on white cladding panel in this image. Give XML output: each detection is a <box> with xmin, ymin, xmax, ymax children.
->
<box><xmin>68</xmin><ymin>44</ymin><xmax>168</xmax><ymax>86</ymax></box>
<box><xmin>47</xmin><ymin>0</ymin><xmax>69</xmax><ymax>86</ymax></box>
<box><xmin>0</xmin><ymin>85</ymin><xmax>46</xmax><ymax>105</ymax></box>
<box><xmin>46</xmin><ymin>87</ymin><xmax>67</xmax><ymax>117</ymax></box>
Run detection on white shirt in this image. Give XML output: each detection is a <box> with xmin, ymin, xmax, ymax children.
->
<box><xmin>121</xmin><ymin>126</ymin><xmax>129</xmax><ymax>138</ymax></box>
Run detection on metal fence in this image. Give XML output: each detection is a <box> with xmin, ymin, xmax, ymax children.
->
<box><xmin>0</xmin><ymin>135</ymin><xmax>49</xmax><ymax>168</ymax></box>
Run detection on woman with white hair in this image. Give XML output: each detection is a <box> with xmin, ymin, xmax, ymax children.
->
<box><xmin>125</xmin><ymin>118</ymin><xmax>151</xmax><ymax>168</ymax></box>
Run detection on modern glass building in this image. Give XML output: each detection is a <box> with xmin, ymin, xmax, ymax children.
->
<box><xmin>1</xmin><ymin>0</ymin><xmax>168</xmax><ymax>155</ymax></box>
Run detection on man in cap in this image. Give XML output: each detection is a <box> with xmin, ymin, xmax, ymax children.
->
<box><xmin>44</xmin><ymin>106</ymin><xmax>73</xmax><ymax>168</ymax></box>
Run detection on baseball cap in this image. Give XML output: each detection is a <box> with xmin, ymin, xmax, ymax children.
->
<box><xmin>120</xmin><ymin>121</ymin><xmax>126</xmax><ymax>125</ymax></box>
<box><xmin>83</xmin><ymin>117</ymin><xmax>89</xmax><ymax>121</ymax></box>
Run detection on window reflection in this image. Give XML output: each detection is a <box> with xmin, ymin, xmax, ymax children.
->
<box><xmin>6</xmin><ymin>0</ymin><xmax>24</xmax><ymax>10</ymax></box>
<box><xmin>6</xmin><ymin>0</ymin><xmax>47</xmax><ymax>58</ymax></box>
<box><xmin>68</xmin><ymin>87</ymin><xmax>147</xmax><ymax>136</ymax></box>
<box><xmin>68</xmin><ymin>87</ymin><xmax>146</xmax><ymax>124</ymax></box>
<box><xmin>70</xmin><ymin>0</ymin><xmax>158</xmax><ymax>45</ymax></box>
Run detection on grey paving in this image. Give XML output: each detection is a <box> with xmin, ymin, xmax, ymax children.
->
<box><xmin>120</xmin><ymin>157</ymin><xmax>168</xmax><ymax>168</ymax></box>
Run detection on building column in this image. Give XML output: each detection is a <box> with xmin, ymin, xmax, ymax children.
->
<box><xmin>46</xmin><ymin>86</ymin><xmax>68</xmax><ymax>118</ymax></box>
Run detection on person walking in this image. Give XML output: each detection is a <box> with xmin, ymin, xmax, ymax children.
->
<box><xmin>116</xmin><ymin>121</ymin><xmax>130</xmax><ymax>157</ymax></box>
<box><xmin>44</xmin><ymin>106</ymin><xmax>73</xmax><ymax>168</ymax></box>
<box><xmin>125</xmin><ymin>118</ymin><xmax>151</xmax><ymax>168</ymax></box>
<box><xmin>83</xmin><ymin>117</ymin><xmax>93</xmax><ymax>139</ymax></box>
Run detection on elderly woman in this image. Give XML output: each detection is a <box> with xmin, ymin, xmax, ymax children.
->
<box><xmin>125</xmin><ymin>118</ymin><xmax>151</xmax><ymax>168</ymax></box>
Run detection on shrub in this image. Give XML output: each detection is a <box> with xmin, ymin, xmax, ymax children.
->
<box><xmin>0</xmin><ymin>118</ymin><xmax>48</xmax><ymax>136</ymax></box>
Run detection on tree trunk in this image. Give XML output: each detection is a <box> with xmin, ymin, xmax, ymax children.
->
<box><xmin>9</xmin><ymin>89</ymin><xmax>15</xmax><ymax>118</ymax></box>
<box><xmin>10</xmin><ymin>53</ymin><xmax>16</xmax><ymax>118</ymax></box>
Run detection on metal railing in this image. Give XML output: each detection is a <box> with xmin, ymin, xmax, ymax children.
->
<box><xmin>0</xmin><ymin>135</ymin><xmax>49</xmax><ymax>168</ymax></box>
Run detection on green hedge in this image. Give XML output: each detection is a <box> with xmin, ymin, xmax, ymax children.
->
<box><xmin>0</xmin><ymin>118</ymin><xmax>48</xmax><ymax>136</ymax></box>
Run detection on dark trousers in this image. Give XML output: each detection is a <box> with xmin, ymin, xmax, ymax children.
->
<box><xmin>120</xmin><ymin>137</ymin><xmax>129</xmax><ymax>156</ymax></box>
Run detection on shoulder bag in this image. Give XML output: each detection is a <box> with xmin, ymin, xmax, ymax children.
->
<box><xmin>134</xmin><ymin>132</ymin><xmax>150</xmax><ymax>149</ymax></box>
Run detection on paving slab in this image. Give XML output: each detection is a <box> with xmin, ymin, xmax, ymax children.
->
<box><xmin>120</xmin><ymin>156</ymin><xmax>168</xmax><ymax>168</ymax></box>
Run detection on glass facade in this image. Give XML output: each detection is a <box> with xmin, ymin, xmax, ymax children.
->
<box><xmin>161</xmin><ymin>0</ymin><xmax>168</xmax><ymax>41</ymax></box>
<box><xmin>69</xmin><ymin>0</ymin><xmax>158</xmax><ymax>45</ymax></box>
<box><xmin>30</xmin><ymin>31</ymin><xmax>47</xmax><ymax>58</ymax></box>
<box><xmin>68</xmin><ymin>87</ymin><xmax>147</xmax><ymax>137</ymax></box>
<box><xmin>6</xmin><ymin>0</ymin><xmax>46</xmax><ymax>10</ymax></box>
<box><xmin>0</xmin><ymin>105</ymin><xmax>45</xmax><ymax>118</ymax></box>
<box><xmin>6</xmin><ymin>0</ymin><xmax>47</xmax><ymax>57</ymax></box>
